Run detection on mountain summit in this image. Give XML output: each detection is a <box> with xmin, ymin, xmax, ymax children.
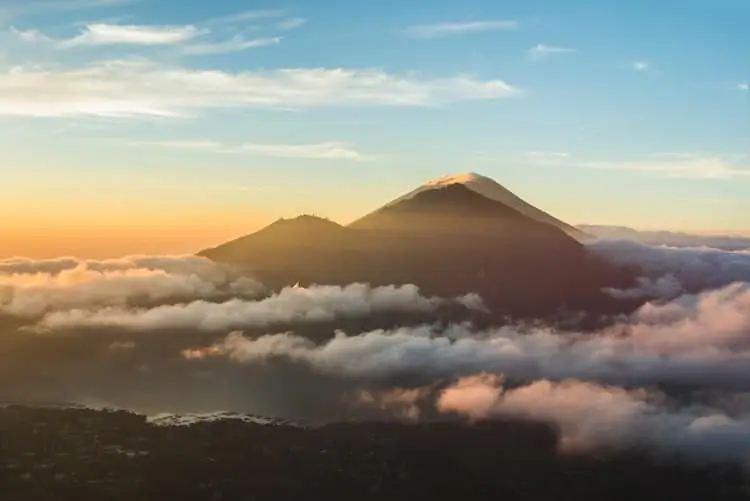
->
<box><xmin>352</xmin><ymin>172</ymin><xmax>590</xmax><ymax>241</ymax></box>
<box><xmin>200</xmin><ymin>173</ymin><xmax>628</xmax><ymax>318</ymax></box>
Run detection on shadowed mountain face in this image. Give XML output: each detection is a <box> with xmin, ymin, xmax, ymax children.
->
<box><xmin>200</xmin><ymin>180</ymin><xmax>633</xmax><ymax>319</ymax></box>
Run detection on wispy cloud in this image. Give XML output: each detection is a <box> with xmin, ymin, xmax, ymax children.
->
<box><xmin>582</xmin><ymin>156</ymin><xmax>750</xmax><ymax>180</ymax></box>
<box><xmin>129</xmin><ymin>139</ymin><xmax>365</xmax><ymax>161</ymax></box>
<box><xmin>524</xmin><ymin>151</ymin><xmax>571</xmax><ymax>166</ymax></box>
<box><xmin>207</xmin><ymin>9</ymin><xmax>286</xmax><ymax>25</ymax></box>
<box><xmin>526</xmin><ymin>151</ymin><xmax>750</xmax><ymax>180</ymax></box>
<box><xmin>404</xmin><ymin>20</ymin><xmax>518</xmax><ymax>39</ymax></box>
<box><xmin>183</xmin><ymin>36</ymin><xmax>281</xmax><ymax>55</ymax></box>
<box><xmin>58</xmin><ymin>23</ymin><xmax>207</xmax><ymax>47</ymax></box>
<box><xmin>528</xmin><ymin>43</ymin><xmax>576</xmax><ymax>60</ymax></box>
<box><xmin>738</xmin><ymin>83</ymin><xmax>749</xmax><ymax>91</ymax></box>
<box><xmin>0</xmin><ymin>60</ymin><xmax>520</xmax><ymax>119</ymax></box>
<box><xmin>9</xmin><ymin>27</ymin><xmax>54</xmax><ymax>43</ymax></box>
<box><xmin>233</xmin><ymin>142</ymin><xmax>362</xmax><ymax>160</ymax></box>
<box><xmin>127</xmin><ymin>140</ymin><xmax>223</xmax><ymax>150</ymax></box>
<box><xmin>277</xmin><ymin>17</ymin><xmax>307</xmax><ymax>31</ymax></box>
<box><xmin>632</xmin><ymin>61</ymin><xmax>651</xmax><ymax>71</ymax></box>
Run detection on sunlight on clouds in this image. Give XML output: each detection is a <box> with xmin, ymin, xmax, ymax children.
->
<box><xmin>60</xmin><ymin>23</ymin><xmax>207</xmax><ymax>47</ymax></box>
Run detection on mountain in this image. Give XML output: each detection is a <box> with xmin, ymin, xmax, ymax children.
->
<box><xmin>352</xmin><ymin>172</ymin><xmax>592</xmax><ymax>241</ymax></box>
<box><xmin>200</xmin><ymin>174</ymin><xmax>632</xmax><ymax>318</ymax></box>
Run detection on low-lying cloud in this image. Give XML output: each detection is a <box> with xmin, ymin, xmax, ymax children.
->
<box><xmin>186</xmin><ymin>282</ymin><xmax>750</xmax><ymax>389</ymax></box>
<box><xmin>587</xmin><ymin>238</ymin><xmax>750</xmax><ymax>298</ymax></box>
<box><xmin>437</xmin><ymin>375</ymin><xmax>750</xmax><ymax>461</ymax></box>
<box><xmin>36</xmin><ymin>284</ymin><xmax>485</xmax><ymax>332</ymax></box>
<box><xmin>0</xmin><ymin>255</ymin><xmax>263</xmax><ymax>317</ymax></box>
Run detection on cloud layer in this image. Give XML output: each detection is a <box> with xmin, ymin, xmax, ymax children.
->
<box><xmin>184</xmin><ymin>280</ymin><xmax>750</xmax><ymax>389</ymax></box>
<box><xmin>36</xmin><ymin>284</ymin><xmax>484</xmax><ymax>332</ymax></box>
<box><xmin>437</xmin><ymin>375</ymin><xmax>750</xmax><ymax>461</ymax></box>
<box><xmin>587</xmin><ymin>238</ymin><xmax>750</xmax><ymax>297</ymax></box>
<box><xmin>0</xmin><ymin>255</ymin><xmax>263</xmax><ymax>317</ymax></box>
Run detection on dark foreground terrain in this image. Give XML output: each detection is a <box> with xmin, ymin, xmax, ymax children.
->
<box><xmin>1</xmin><ymin>406</ymin><xmax>749</xmax><ymax>501</ymax></box>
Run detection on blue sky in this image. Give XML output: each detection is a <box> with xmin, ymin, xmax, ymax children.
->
<box><xmin>2</xmin><ymin>0</ymin><xmax>749</xmax><ymax>256</ymax></box>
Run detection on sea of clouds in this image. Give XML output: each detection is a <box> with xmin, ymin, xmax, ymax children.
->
<box><xmin>3</xmin><ymin>237</ymin><xmax>750</xmax><ymax>463</ymax></box>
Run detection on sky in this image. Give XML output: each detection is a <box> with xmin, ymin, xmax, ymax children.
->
<box><xmin>2</xmin><ymin>0</ymin><xmax>748</xmax><ymax>257</ymax></box>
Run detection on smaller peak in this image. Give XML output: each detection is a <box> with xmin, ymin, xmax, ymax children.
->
<box><xmin>424</xmin><ymin>172</ymin><xmax>493</xmax><ymax>187</ymax></box>
<box><xmin>271</xmin><ymin>214</ymin><xmax>335</xmax><ymax>227</ymax></box>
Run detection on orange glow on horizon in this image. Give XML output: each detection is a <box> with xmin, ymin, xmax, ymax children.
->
<box><xmin>2</xmin><ymin>221</ymin><xmax>268</xmax><ymax>259</ymax></box>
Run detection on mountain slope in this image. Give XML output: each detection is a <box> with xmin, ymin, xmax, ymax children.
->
<box><xmin>351</xmin><ymin>172</ymin><xmax>591</xmax><ymax>241</ymax></box>
<box><xmin>200</xmin><ymin>178</ymin><xmax>632</xmax><ymax>318</ymax></box>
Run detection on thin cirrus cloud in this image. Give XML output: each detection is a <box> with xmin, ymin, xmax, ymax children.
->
<box><xmin>580</xmin><ymin>155</ymin><xmax>750</xmax><ymax>180</ymax></box>
<box><xmin>738</xmin><ymin>83</ymin><xmax>749</xmax><ymax>91</ymax></box>
<box><xmin>232</xmin><ymin>142</ymin><xmax>363</xmax><ymax>160</ymax></box>
<box><xmin>277</xmin><ymin>18</ymin><xmax>308</xmax><ymax>31</ymax></box>
<box><xmin>206</xmin><ymin>9</ymin><xmax>286</xmax><ymax>25</ymax></box>
<box><xmin>182</xmin><ymin>36</ymin><xmax>281</xmax><ymax>55</ymax></box>
<box><xmin>632</xmin><ymin>61</ymin><xmax>651</xmax><ymax>71</ymax></box>
<box><xmin>528</xmin><ymin>43</ymin><xmax>576</xmax><ymax>59</ymax></box>
<box><xmin>404</xmin><ymin>20</ymin><xmax>518</xmax><ymax>39</ymax></box>
<box><xmin>130</xmin><ymin>140</ymin><xmax>365</xmax><ymax>160</ymax></box>
<box><xmin>524</xmin><ymin>151</ymin><xmax>750</xmax><ymax>181</ymax></box>
<box><xmin>0</xmin><ymin>60</ymin><xmax>520</xmax><ymax>119</ymax></box>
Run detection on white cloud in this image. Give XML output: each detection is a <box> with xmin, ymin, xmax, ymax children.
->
<box><xmin>632</xmin><ymin>61</ymin><xmax>650</xmax><ymax>71</ymax></box>
<box><xmin>437</xmin><ymin>376</ymin><xmax>750</xmax><ymax>460</ymax></box>
<box><xmin>234</xmin><ymin>142</ymin><xmax>363</xmax><ymax>160</ymax></box>
<box><xmin>405</xmin><ymin>20</ymin><xmax>518</xmax><ymax>39</ymax></box>
<box><xmin>0</xmin><ymin>255</ymin><xmax>264</xmax><ymax>317</ymax></box>
<box><xmin>183</xmin><ymin>36</ymin><xmax>281</xmax><ymax>55</ymax></box>
<box><xmin>36</xmin><ymin>284</ymin><xmax>485</xmax><ymax>332</ymax></box>
<box><xmin>58</xmin><ymin>23</ymin><xmax>207</xmax><ymax>47</ymax></box>
<box><xmin>181</xmin><ymin>280</ymin><xmax>750</xmax><ymax>390</ymax></box>
<box><xmin>277</xmin><ymin>18</ymin><xmax>307</xmax><ymax>31</ymax></box>
<box><xmin>586</xmin><ymin>238</ymin><xmax>750</xmax><ymax>294</ymax></box>
<box><xmin>581</xmin><ymin>155</ymin><xmax>750</xmax><ymax>180</ymax></box>
<box><xmin>207</xmin><ymin>9</ymin><xmax>286</xmax><ymax>25</ymax></box>
<box><xmin>528</xmin><ymin>43</ymin><xmax>576</xmax><ymax>59</ymax></box>
<box><xmin>128</xmin><ymin>139</ymin><xmax>365</xmax><ymax>160</ymax></box>
<box><xmin>0</xmin><ymin>60</ymin><xmax>520</xmax><ymax>119</ymax></box>
<box><xmin>738</xmin><ymin>83</ymin><xmax>749</xmax><ymax>91</ymax></box>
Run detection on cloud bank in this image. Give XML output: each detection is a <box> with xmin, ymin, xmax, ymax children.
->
<box><xmin>0</xmin><ymin>256</ymin><xmax>263</xmax><ymax>317</ymax></box>
<box><xmin>36</xmin><ymin>284</ymin><xmax>485</xmax><ymax>332</ymax></box>
<box><xmin>185</xmin><ymin>282</ymin><xmax>750</xmax><ymax>389</ymax></box>
<box><xmin>437</xmin><ymin>376</ymin><xmax>750</xmax><ymax>461</ymax></box>
<box><xmin>586</xmin><ymin>238</ymin><xmax>750</xmax><ymax>297</ymax></box>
